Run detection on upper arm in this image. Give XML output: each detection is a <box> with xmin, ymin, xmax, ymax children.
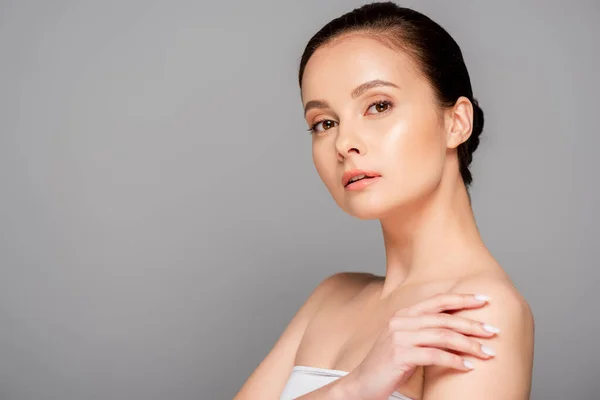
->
<box><xmin>233</xmin><ymin>272</ymin><xmax>349</xmax><ymax>400</ymax></box>
<box><xmin>422</xmin><ymin>278</ymin><xmax>535</xmax><ymax>400</ymax></box>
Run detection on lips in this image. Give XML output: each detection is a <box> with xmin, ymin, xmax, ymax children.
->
<box><xmin>342</xmin><ymin>169</ymin><xmax>382</xmax><ymax>187</ymax></box>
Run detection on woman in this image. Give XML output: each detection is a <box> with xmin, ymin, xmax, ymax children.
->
<box><xmin>234</xmin><ymin>2</ymin><xmax>534</xmax><ymax>399</ymax></box>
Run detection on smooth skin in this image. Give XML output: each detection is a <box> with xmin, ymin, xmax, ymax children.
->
<box><xmin>234</xmin><ymin>33</ymin><xmax>534</xmax><ymax>400</ymax></box>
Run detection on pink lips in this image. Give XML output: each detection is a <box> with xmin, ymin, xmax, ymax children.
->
<box><xmin>341</xmin><ymin>169</ymin><xmax>382</xmax><ymax>191</ymax></box>
<box><xmin>345</xmin><ymin>176</ymin><xmax>381</xmax><ymax>191</ymax></box>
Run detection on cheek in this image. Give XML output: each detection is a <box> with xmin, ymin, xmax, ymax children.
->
<box><xmin>379</xmin><ymin>117</ymin><xmax>446</xmax><ymax>191</ymax></box>
<box><xmin>312</xmin><ymin>141</ymin><xmax>339</xmax><ymax>191</ymax></box>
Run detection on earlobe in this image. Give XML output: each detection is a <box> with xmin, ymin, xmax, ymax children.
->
<box><xmin>445</xmin><ymin>96</ymin><xmax>474</xmax><ymax>149</ymax></box>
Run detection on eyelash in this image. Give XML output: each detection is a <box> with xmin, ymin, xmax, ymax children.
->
<box><xmin>307</xmin><ymin>99</ymin><xmax>394</xmax><ymax>135</ymax></box>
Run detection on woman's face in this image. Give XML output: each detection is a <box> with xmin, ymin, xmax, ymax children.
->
<box><xmin>301</xmin><ymin>34</ymin><xmax>453</xmax><ymax>220</ymax></box>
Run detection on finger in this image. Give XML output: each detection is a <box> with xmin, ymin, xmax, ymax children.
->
<box><xmin>396</xmin><ymin>347</ymin><xmax>474</xmax><ymax>371</ymax></box>
<box><xmin>389</xmin><ymin>313</ymin><xmax>500</xmax><ymax>338</ymax></box>
<box><xmin>397</xmin><ymin>293</ymin><xmax>491</xmax><ymax>316</ymax></box>
<box><xmin>394</xmin><ymin>328</ymin><xmax>495</xmax><ymax>360</ymax></box>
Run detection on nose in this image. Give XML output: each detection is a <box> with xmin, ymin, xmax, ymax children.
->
<box><xmin>334</xmin><ymin>125</ymin><xmax>366</xmax><ymax>161</ymax></box>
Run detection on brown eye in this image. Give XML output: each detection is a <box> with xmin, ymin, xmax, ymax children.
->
<box><xmin>366</xmin><ymin>100</ymin><xmax>393</xmax><ymax>115</ymax></box>
<box><xmin>322</xmin><ymin>120</ymin><xmax>336</xmax><ymax>129</ymax></box>
<box><xmin>310</xmin><ymin>119</ymin><xmax>338</xmax><ymax>134</ymax></box>
<box><xmin>376</xmin><ymin>102</ymin><xmax>388</xmax><ymax>112</ymax></box>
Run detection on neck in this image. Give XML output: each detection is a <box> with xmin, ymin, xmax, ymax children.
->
<box><xmin>377</xmin><ymin>173</ymin><xmax>491</xmax><ymax>299</ymax></box>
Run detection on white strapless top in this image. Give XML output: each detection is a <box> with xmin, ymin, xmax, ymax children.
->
<box><xmin>280</xmin><ymin>365</ymin><xmax>414</xmax><ymax>400</ymax></box>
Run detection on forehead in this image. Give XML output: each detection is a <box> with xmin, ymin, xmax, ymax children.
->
<box><xmin>301</xmin><ymin>34</ymin><xmax>421</xmax><ymax>102</ymax></box>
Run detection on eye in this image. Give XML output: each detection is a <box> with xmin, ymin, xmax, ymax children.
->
<box><xmin>366</xmin><ymin>100</ymin><xmax>393</xmax><ymax>115</ymax></box>
<box><xmin>307</xmin><ymin>119</ymin><xmax>338</xmax><ymax>135</ymax></box>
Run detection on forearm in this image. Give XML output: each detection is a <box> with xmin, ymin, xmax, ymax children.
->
<box><xmin>293</xmin><ymin>373</ymin><xmax>362</xmax><ymax>400</ymax></box>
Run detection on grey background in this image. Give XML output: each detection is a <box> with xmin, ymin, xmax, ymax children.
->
<box><xmin>0</xmin><ymin>0</ymin><xmax>598</xmax><ymax>399</ymax></box>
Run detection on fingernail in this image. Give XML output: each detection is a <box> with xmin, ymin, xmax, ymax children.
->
<box><xmin>481</xmin><ymin>346</ymin><xmax>496</xmax><ymax>356</ymax></box>
<box><xmin>482</xmin><ymin>323</ymin><xmax>500</xmax><ymax>333</ymax></box>
<box><xmin>474</xmin><ymin>294</ymin><xmax>491</xmax><ymax>302</ymax></box>
<box><xmin>463</xmin><ymin>360</ymin><xmax>474</xmax><ymax>369</ymax></box>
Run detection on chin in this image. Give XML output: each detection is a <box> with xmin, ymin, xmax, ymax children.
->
<box><xmin>338</xmin><ymin>195</ymin><xmax>399</xmax><ymax>220</ymax></box>
<box><xmin>336</xmin><ymin>185</ymin><xmax>431</xmax><ymax>220</ymax></box>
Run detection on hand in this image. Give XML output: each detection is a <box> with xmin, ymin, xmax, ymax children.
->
<box><xmin>344</xmin><ymin>293</ymin><xmax>500</xmax><ymax>400</ymax></box>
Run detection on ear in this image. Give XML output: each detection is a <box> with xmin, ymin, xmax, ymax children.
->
<box><xmin>445</xmin><ymin>96</ymin><xmax>473</xmax><ymax>149</ymax></box>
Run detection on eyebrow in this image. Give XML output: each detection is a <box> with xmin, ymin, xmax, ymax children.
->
<box><xmin>303</xmin><ymin>79</ymin><xmax>400</xmax><ymax>117</ymax></box>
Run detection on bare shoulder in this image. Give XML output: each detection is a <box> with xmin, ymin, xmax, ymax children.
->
<box><xmin>232</xmin><ymin>271</ymin><xmax>374</xmax><ymax>399</ymax></box>
<box><xmin>307</xmin><ymin>271</ymin><xmax>381</xmax><ymax>315</ymax></box>
<box><xmin>320</xmin><ymin>271</ymin><xmax>379</xmax><ymax>297</ymax></box>
<box><xmin>316</xmin><ymin>270</ymin><xmax>377</xmax><ymax>289</ymax></box>
<box><xmin>422</xmin><ymin>273</ymin><xmax>535</xmax><ymax>399</ymax></box>
<box><xmin>301</xmin><ymin>271</ymin><xmax>377</xmax><ymax>308</ymax></box>
<box><xmin>449</xmin><ymin>274</ymin><xmax>534</xmax><ymax>336</ymax></box>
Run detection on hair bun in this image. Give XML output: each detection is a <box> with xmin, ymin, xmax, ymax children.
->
<box><xmin>467</xmin><ymin>98</ymin><xmax>484</xmax><ymax>157</ymax></box>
